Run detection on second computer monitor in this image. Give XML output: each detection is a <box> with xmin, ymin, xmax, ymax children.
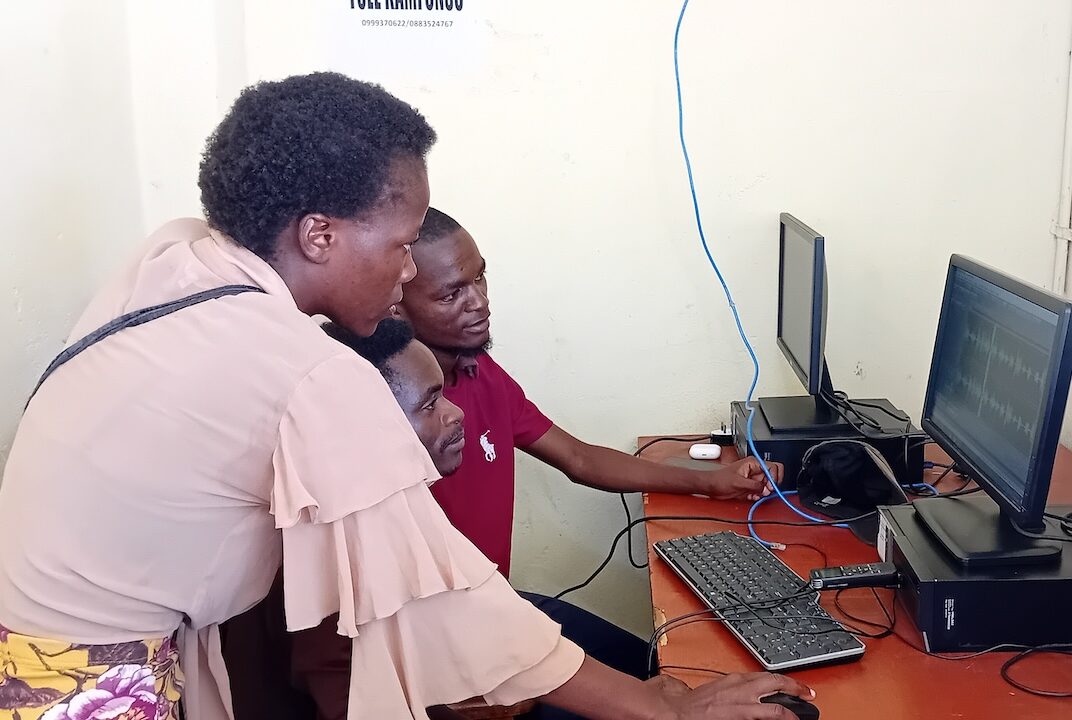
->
<box><xmin>758</xmin><ymin>213</ymin><xmax>846</xmax><ymax>432</ymax></box>
<box><xmin>777</xmin><ymin>213</ymin><xmax>827</xmax><ymax>394</ymax></box>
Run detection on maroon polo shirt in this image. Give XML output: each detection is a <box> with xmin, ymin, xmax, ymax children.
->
<box><xmin>432</xmin><ymin>353</ymin><xmax>553</xmax><ymax>578</ymax></box>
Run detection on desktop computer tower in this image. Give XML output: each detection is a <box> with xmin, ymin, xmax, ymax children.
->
<box><xmin>729</xmin><ymin>399</ymin><xmax>924</xmax><ymax>489</ymax></box>
<box><xmin>878</xmin><ymin>502</ymin><xmax>1072</xmax><ymax>651</ymax></box>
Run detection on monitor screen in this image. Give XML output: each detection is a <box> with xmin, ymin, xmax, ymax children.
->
<box><xmin>924</xmin><ymin>258</ymin><xmax>1071</xmax><ymax>521</ymax></box>
<box><xmin>777</xmin><ymin>215</ymin><xmax>825</xmax><ymax>395</ymax></box>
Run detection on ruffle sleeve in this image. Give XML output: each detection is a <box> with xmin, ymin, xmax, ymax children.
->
<box><xmin>343</xmin><ymin>572</ymin><xmax>584</xmax><ymax>717</ymax></box>
<box><xmin>271</xmin><ymin>354</ymin><xmax>583</xmax><ymax>718</ymax></box>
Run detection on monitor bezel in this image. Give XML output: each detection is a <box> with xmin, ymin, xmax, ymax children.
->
<box><xmin>776</xmin><ymin>212</ymin><xmax>827</xmax><ymax>396</ymax></box>
<box><xmin>921</xmin><ymin>254</ymin><xmax>1072</xmax><ymax>529</ymax></box>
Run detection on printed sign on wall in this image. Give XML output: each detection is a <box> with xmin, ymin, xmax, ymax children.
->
<box><xmin>327</xmin><ymin>0</ymin><xmax>488</xmax><ymax>87</ymax></box>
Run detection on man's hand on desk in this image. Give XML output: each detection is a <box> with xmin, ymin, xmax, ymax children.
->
<box><xmin>697</xmin><ymin>458</ymin><xmax>782</xmax><ymax>502</ymax></box>
<box><xmin>648</xmin><ymin>672</ymin><xmax>814</xmax><ymax>720</ymax></box>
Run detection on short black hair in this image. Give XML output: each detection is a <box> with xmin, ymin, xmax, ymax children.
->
<box><xmin>322</xmin><ymin>319</ymin><xmax>415</xmax><ymax>390</ymax></box>
<box><xmin>199</xmin><ymin>72</ymin><xmax>436</xmax><ymax>260</ymax></box>
<box><xmin>419</xmin><ymin>207</ymin><xmax>463</xmax><ymax>243</ymax></box>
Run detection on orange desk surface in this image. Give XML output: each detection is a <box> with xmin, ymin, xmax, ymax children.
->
<box><xmin>641</xmin><ymin>436</ymin><xmax>1072</xmax><ymax>719</ymax></box>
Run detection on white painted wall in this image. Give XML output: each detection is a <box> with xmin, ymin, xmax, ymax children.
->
<box><xmin>5</xmin><ymin>0</ymin><xmax>1072</xmax><ymax>638</ymax></box>
<box><xmin>0</xmin><ymin>0</ymin><xmax>251</xmax><ymax>467</ymax></box>
<box><xmin>124</xmin><ymin>0</ymin><xmax>253</xmax><ymax>228</ymax></box>
<box><xmin>0</xmin><ymin>1</ymin><xmax>144</xmax><ymax>467</ymax></box>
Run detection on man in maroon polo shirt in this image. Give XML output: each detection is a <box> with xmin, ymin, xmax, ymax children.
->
<box><xmin>393</xmin><ymin>209</ymin><xmax>783</xmax><ymax>715</ymax></box>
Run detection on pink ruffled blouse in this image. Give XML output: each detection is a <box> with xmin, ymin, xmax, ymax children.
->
<box><xmin>0</xmin><ymin>219</ymin><xmax>583</xmax><ymax>719</ymax></box>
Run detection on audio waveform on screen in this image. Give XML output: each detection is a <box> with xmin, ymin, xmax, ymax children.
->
<box><xmin>945</xmin><ymin>309</ymin><xmax>1048</xmax><ymax>453</ymax></box>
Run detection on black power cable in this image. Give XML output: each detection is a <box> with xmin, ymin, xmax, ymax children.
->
<box><xmin>832</xmin><ymin>588</ymin><xmax>895</xmax><ymax>639</ymax></box>
<box><xmin>620</xmin><ymin>493</ymin><xmax>649</xmax><ymax>569</ymax></box>
<box><xmin>1000</xmin><ymin>645</ymin><xmax>1072</xmax><ymax>698</ymax></box>
<box><xmin>658</xmin><ymin>664</ymin><xmax>728</xmax><ymax>677</ymax></box>
<box><xmin>623</xmin><ymin>436</ymin><xmax>703</xmax><ymax>569</ymax></box>
<box><xmin>1043</xmin><ymin>511</ymin><xmax>1072</xmax><ymax>537</ymax></box>
<box><xmin>843</xmin><ymin>396</ymin><xmax>911</xmax><ymax>424</ymax></box>
<box><xmin>1009</xmin><ymin>520</ymin><xmax>1072</xmax><ymax>544</ymax></box>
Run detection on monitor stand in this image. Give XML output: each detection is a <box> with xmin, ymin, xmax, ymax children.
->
<box><xmin>757</xmin><ymin>394</ymin><xmax>851</xmax><ymax>433</ymax></box>
<box><xmin>915</xmin><ymin>494</ymin><xmax>1062</xmax><ymax>568</ymax></box>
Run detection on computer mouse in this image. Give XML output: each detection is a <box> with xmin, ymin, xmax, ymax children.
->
<box><xmin>760</xmin><ymin>692</ymin><xmax>820</xmax><ymax>720</ymax></box>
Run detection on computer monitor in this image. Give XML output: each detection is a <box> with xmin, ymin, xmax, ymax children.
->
<box><xmin>917</xmin><ymin>255</ymin><xmax>1072</xmax><ymax>566</ymax></box>
<box><xmin>758</xmin><ymin>213</ymin><xmax>849</xmax><ymax>431</ymax></box>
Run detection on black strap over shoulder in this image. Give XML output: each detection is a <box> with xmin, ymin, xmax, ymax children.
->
<box><xmin>26</xmin><ymin>284</ymin><xmax>266</xmax><ymax>407</ymax></box>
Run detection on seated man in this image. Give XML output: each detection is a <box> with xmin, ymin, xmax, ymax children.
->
<box><xmin>391</xmin><ymin>209</ymin><xmax>784</xmax><ymax>704</ymax></box>
<box><xmin>222</xmin><ymin>320</ymin><xmax>486</xmax><ymax>720</ymax></box>
<box><xmin>323</xmin><ymin>318</ymin><xmax>467</xmax><ymax>477</ymax></box>
<box><xmin>286</xmin><ymin>320</ymin><xmax>470</xmax><ymax>719</ymax></box>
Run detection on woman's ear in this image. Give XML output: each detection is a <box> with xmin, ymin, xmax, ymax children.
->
<box><xmin>295</xmin><ymin>214</ymin><xmax>336</xmax><ymax>264</ymax></box>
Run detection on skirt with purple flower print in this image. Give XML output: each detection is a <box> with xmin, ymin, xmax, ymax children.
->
<box><xmin>0</xmin><ymin>624</ymin><xmax>183</xmax><ymax>720</ymax></box>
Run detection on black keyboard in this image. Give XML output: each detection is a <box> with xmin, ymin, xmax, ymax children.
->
<box><xmin>653</xmin><ymin>531</ymin><xmax>865</xmax><ymax>671</ymax></box>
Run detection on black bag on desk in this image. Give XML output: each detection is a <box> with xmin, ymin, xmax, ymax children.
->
<box><xmin>796</xmin><ymin>440</ymin><xmax>909</xmax><ymax>545</ymax></box>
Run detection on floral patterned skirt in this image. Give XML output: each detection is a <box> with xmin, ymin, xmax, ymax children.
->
<box><xmin>0</xmin><ymin>625</ymin><xmax>183</xmax><ymax>720</ymax></box>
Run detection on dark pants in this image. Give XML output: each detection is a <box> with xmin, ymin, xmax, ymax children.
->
<box><xmin>517</xmin><ymin>592</ymin><xmax>648</xmax><ymax>720</ymax></box>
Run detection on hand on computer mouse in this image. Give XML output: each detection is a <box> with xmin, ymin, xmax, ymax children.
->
<box><xmin>651</xmin><ymin>671</ymin><xmax>814</xmax><ymax>720</ymax></box>
<box><xmin>760</xmin><ymin>692</ymin><xmax>820</xmax><ymax>720</ymax></box>
<box><xmin>698</xmin><ymin>458</ymin><xmax>783</xmax><ymax>502</ymax></box>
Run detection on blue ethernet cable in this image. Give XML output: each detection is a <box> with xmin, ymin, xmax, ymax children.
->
<box><xmin>746</xmin><ymin>490</ymin><xmax>794</xmax><ymax>546</ymax></box>
<box><xmin>673</xmin><ymin>0</ymin><xmax>846</xmax><ymax>543</ymax></box>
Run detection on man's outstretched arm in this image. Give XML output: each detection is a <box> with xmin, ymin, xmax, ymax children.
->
<box><xmin>523</xmin><ymin>425</ymin><xmax>781</xmax><ymax>500</ymax></box>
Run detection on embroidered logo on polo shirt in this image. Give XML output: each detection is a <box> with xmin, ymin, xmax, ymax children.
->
<box><xmin>480</xmin><ymin>431</ymin><xmax>496</xmax><ymax>462</ymax></box>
